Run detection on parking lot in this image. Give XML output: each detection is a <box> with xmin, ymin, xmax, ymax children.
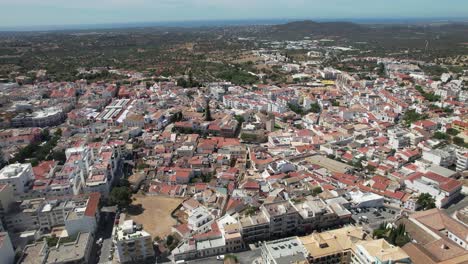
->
<box><xmin>350</xmin><ymin>206</ymin><xmax>401</xmax><ymax>230</ymax></box>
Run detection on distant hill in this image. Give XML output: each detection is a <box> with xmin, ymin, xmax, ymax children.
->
<box><xmin>267</xmin><ymin>20</ymin><xmax>369</xmax><ymax>39</ymax></box>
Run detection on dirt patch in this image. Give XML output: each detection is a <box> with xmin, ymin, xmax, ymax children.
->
<box><xmin>128</xmin><ymin>194</ymin><xmax>184</xmax><ymax>239</ymax></box>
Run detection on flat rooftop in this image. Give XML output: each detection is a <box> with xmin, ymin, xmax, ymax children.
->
<box><xmin>45</xmin><ymin>232</ymin><xmax>90</xmax><ymax>263</ymax></box>
<box><xmin>306</xmin><ymin>155</ymin><xmax>352</xmax><ymax>173</ymax></box>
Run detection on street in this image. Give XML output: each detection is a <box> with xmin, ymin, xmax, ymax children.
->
<box><xmin>186</xmin><ymin>249</ymin><xmax>262</xmax><ymax>264</ymax></box>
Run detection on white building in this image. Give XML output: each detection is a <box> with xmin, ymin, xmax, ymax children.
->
<box><xmin>188</xmin><ymin>206</ymin><xmax>213</xmax><ymax>233</ymax></box>
<box><xmin>114</xmin><ymin>219</ymin><xmax>155</xmax><ymax>263</ymax></box>
<box><xmin>348</xmin><ymin>190</ymin><xmax>384</xmax><ymax>208</ymax></box>
<box><xmin>404</xmin><ymin>172</ymin><xmax>462</xmax><ymax>208</ymax></box>
<box><xmin>0</xmin><ymin>163</ymin><xmax>33</xmax><ymax>195</ymax></box>
<box><xmin>422</xmin><ymin>148</ymin><xmax>456</xmax><ymax>168</ymax></box>
<box><xmin>456</xmin><ymin>149</ymin><xmax>468</xmax><ymax>172</ymax></box>
<box><xmin>261</xmin><ymin>236</ymin><xmax>308</xmax><ymax>264</ymax></box>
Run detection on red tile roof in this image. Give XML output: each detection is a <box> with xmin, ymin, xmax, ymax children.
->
<box><xmin>84</xmin><ymin>192</ymin><xmax>101</xmax><ymax>217</ymax></box>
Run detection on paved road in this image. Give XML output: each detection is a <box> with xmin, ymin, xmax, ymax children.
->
<box><xmin>186</xmin><ymin>249</ymin><xmax>261</xmax><ymax>264</ymax></box>
<box><xmin>96</xmin><ymin>212</ymin><xmax>116</xmax><ymax>264</ymax></box>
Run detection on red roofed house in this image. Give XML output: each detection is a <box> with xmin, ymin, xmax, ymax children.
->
<box><xmin>404</xmin><ymin>171</ymin><xmax>462</xmax><ymax>208</ymax></box>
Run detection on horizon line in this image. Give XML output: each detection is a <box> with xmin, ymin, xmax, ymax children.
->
<box><xmin>1</xmin><ymin>16</ymin><xmax>468</xmax><ymax>33</ymax></box>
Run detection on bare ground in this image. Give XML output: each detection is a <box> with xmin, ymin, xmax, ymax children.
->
<box><xmin>128</xmin><ymin>194</ymin><xmax>184</xmax><ymax>238</ymax></box>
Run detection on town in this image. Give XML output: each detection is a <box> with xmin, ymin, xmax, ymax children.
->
<box><xmin>0</xmin><ymin>19</ymin><xmax>467</xmax><ymax>264</ymax></box>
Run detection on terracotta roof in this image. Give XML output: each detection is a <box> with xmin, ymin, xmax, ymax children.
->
<box><xmin>84</xmin><ymin>192</ymin><xmax>101</xmax><ymax>217</ymax></box>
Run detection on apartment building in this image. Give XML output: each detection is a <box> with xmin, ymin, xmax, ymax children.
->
<box><xmin>3</xmin><ymin>193</ymin><xmax>100</xmax><ymax>233</ymax></box>
<box><xmin>11</xmin><ymin>107</ymin><xmax>66</xmax><ymax>128</ymax></box>
<box><xmin>114</xmin><ymin>218</ymin><xmax>155</xmax><ymax>263</ymax></box>
<box><xmin>261</xmin><ymin>236</ymin><xmax>308</xmax><ymax>264</ymax></box>
<box><xmin>0</xmin><ymin>163</ymin><xmax>33</xmax><ymax>195</ymax></box>
<box><xmin>240</xmin><ymin>198</ymin><xmax>351</xmax><ymax>243</ymax></box>
<box><xmin>422</xmin><ymin>148</ymin><xmax>456</xmax><ymax>168</ymax></box>
<box><xmin>260</xmin><ymin>226</ymin><xmax>410</xmax><ymax>264</ymax></box>
<box><xmin>456</xmin><ymin>149</ymin><xmax>468</xmax><ymax>172</ymax></box>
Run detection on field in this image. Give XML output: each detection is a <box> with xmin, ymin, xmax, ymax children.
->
<box><xmin>128</xmin><ymin>194</ymin><xmax>184</xmax><ymax>238</ymax></box>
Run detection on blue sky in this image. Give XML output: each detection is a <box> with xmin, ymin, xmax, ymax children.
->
<box><xmin>1</xmin><ymin>0</ymin><xmax>467</xmax><ymax>28</ymax></box>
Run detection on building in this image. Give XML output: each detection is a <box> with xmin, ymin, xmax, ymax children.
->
<box><xmin>45</xmin><ymin>232</ymin><xmax>93</xmax><ymax>264</ymax></box>
<box><xmin>11</xmin><ymin>107</ymin><xmax>66</xmax><ymax>128</ymax></box>
<box><xmin>188</xmin><ymin>206</ymin><xmax>213</xmax><ymax>233</ymax></box>
<box><xmin>353</xmin><ymin>239</ymin><xmax>411</xmax><ymax>264</ymax></box>
<box><xmin>0</xmin><ymin>232</ymin><xmax>15</xmax><ymax>264</ymax></box>
<box><xmin>456</xmin><ymin>149</ymin><xmax>468</xmax><ymax>172</ymax></box>
<box><xmin>404</xmin><ymin>172</ymin><xmax>462</xmax><ymax>208</ymax></box>
<box><xmin>422</xmin><ymin>148</ymin><xmax>456</xmax><ymax>168</ymax></box>
<box><xmin>0</xmin><ymin>184</ymin><xmax>14</xmax><ymax>214</ymax></box>
<box><xmin>400</xmin><ymin>209</ymin><xmax>468</xmax><ymax>264</ymax></box>
<box><xmin>260</xmin><ymin>226</ymin><xmax>410</xmax><ymax>264</ymax></box>
<box><xmin>240</xmin><ymin>198</ymin><xmax>351</xmax><ymax>243</ymax></box>
<box><xmin>261</xmin><ymin>236</ymin><xmax>308</xmax><ymax>264</ymax></box>
<box><xmin>3</xmin><ymin>193</ymin><xmax>100</xmax><ymax>233</ymax></box>
<box><xmin>0</xmin><ymin>163</ymin><xmax>33</xmax><ymax>195</ymax></box>
<box><xmin>348</xmin><ymin>190</ymin><xmax>384</xmax><ymax>208</ymax></box>
<box><xmin>114</xmin><ymin>218</ymin><xmax>155</xmax><ymax>263</ymax></box>
<box><xmin>18</xmin><ymin>232</ymin><xmax>93</xmax><ymax>264</ymax></box>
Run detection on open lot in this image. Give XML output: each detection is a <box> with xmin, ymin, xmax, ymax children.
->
<box><xmin>351</xmin><ymin>206</ymin><xmax>401</xmax><ymax>230</ymax></box>
<box><xmin>128</xmin><ymin>194</ymin><xmax>184</xmax><ymax>239</ymax></box>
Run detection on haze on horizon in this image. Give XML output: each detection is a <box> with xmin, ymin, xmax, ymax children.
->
<box><xmin>1</xmin><ymin>0</ymin><xmax>468</xmax><ymax>28</ymax></box>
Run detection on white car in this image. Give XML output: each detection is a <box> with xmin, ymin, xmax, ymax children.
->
<box><xmin>216</xmin><ymin>255</ymin><xmax>225</xmax><ymax>260</ymax></box>
<box><xmin>96</xmin><ymin>238</ymin><xmax>103</xmax><ymax>245</ymax></box>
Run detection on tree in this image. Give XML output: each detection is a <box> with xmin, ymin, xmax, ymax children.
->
<box><xmin>109</xmin><ymin>186</ymin><xmax>132</xmax><ymax>208</ymax></box>
<box><xmin>416</xmin><ymin>193</ymin><xmax>436</xmax><ymax>210</ymax></box>
<box><xmin>453</xmin><ymin>137</ymin><xmax>465</xmax><ymax>147</ymax></box>
<box><xmin>433</xmin><ymin>132</ymin><xmax>448</xmax><ymax>140</ymax></box>
<box><xmin>447</xmin><ymin>128</ymin><xmax>459</xmax><ymax>136</ymax></box>
<box><xmin>204</xmin><ymin>99</ymin><xmax>212</xmax><ymax>121</ymax></box>
<box><xmin>309</xmin><ymin>103</ymin><xmax>321</xmax><ymax>113</ymax></box>
<box><xmin>312</xmin><ymin>187</ymin><xmax>323</xmax><ymax>196</ymax></box>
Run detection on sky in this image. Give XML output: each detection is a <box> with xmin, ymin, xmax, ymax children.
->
<box><xmin>1</xmin><ymin>0</ymin><xmax>468</xmax><ymax>28</ymax></box>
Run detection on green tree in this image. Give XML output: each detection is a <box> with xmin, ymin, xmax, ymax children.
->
<box><xmin>309</xmin><ymin>103</ymin><xmax>321</xmax><ymax>113</ymax></box>
<box><xmin>312</xmin><ymin>187</ymin><xmax>323</xmax><ymax>196</ymax></box>
<box><xmin>433</xmin><ymin>132</ymin><xmax>448</xmax><ymax>140</ymax></box>
<box><xmin>447</xmin><ymin>128</ymin><xmax>459</xmax><ymax>136</ymax></box>
<box><xmin>109</xmin><ymin>186</ymin><xmax>132</xmax><ymax>208</ymax></box>
<box><xmin>416</xmin><ymin>193</ymin><xmax>436</xmax><ymax>210</ymax></box>
<box><xmin>453</xmin><ymin>137</ymin><xmax>465</xmax><ymax>147</ymax></box>
<box><xmin>204</xmin><ymin>99</ymin><xmax>212</xmax><ymax>121</ymax></box>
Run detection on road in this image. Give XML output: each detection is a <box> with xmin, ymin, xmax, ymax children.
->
<box><xmin>186</xmin><ymin>249</ymin><xmax>262</xmax><ymax>264</ymax></box>
<box><xmin>95</xmin><ymin>212</ymin><xmax>116</xmax><ymax>264</ymax></box>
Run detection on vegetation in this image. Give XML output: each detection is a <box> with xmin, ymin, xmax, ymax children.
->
<box><xmin>46</xmin><ymin>235</ymin><xmax>59</xmax><ymax>247</ymax></box>
<box><xmin>447</xmin><ymin>128</ymin><xmax>459</xmax><ymax>136</ymax></box>
<box><xmin>311</xmin><ymin>187</ymin><xmax>323</xmax><ymax>196</ymax></box>
<box><xmin>240</xmin><ymin>132</ymin><xmax>267</xmax><ymax>143</ymax></box>
<box><xmin>109</xmin><ymin>186</ymin><xmax>133</xmax><ymax>208</ymax></box>
<box><xmin>415</xmin><ymin>86</ymin><xmax>440</xmax><ymax>102</ymax></box>
<box><xmin>402</xmin><ymin>109</ymin><xmax>428</xmax><ymax>125</ymax></box>
<box><xmin>217</xmin><ymin>68</ymin><xmax>257</xmax><ymax>85</ymax></box>
<box><xmin>204</xmin><ymin>99</ymin><xmax>213</xmax><ymax>121</ymax></box>
<box><xmin>416</xmin><ymin>193</ymin><xmax>436</xmax><ymax>210</ymax></box>
<box><xmin>433</xmin><ymin>132</ymin><xmax>449</xmax><ymax>140</ymax></box>
<box><xmin>373</xmin><ymin>223</ymin><xmax>411</xmax><ymax>247</ymax></box>
<box><xmin>453</xmin><ymin>137</ymin><xmax>468</xmax><ymax>148</ymax></box>
<box><xmin>309</xmin><ymin>103</ymin><xmax>321</xmax><ymax>113</ymax></box>
<box><xmin>9</xmin><ymin>129</ymin><xmax>61</xmax><ymax>166</ymax></box>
